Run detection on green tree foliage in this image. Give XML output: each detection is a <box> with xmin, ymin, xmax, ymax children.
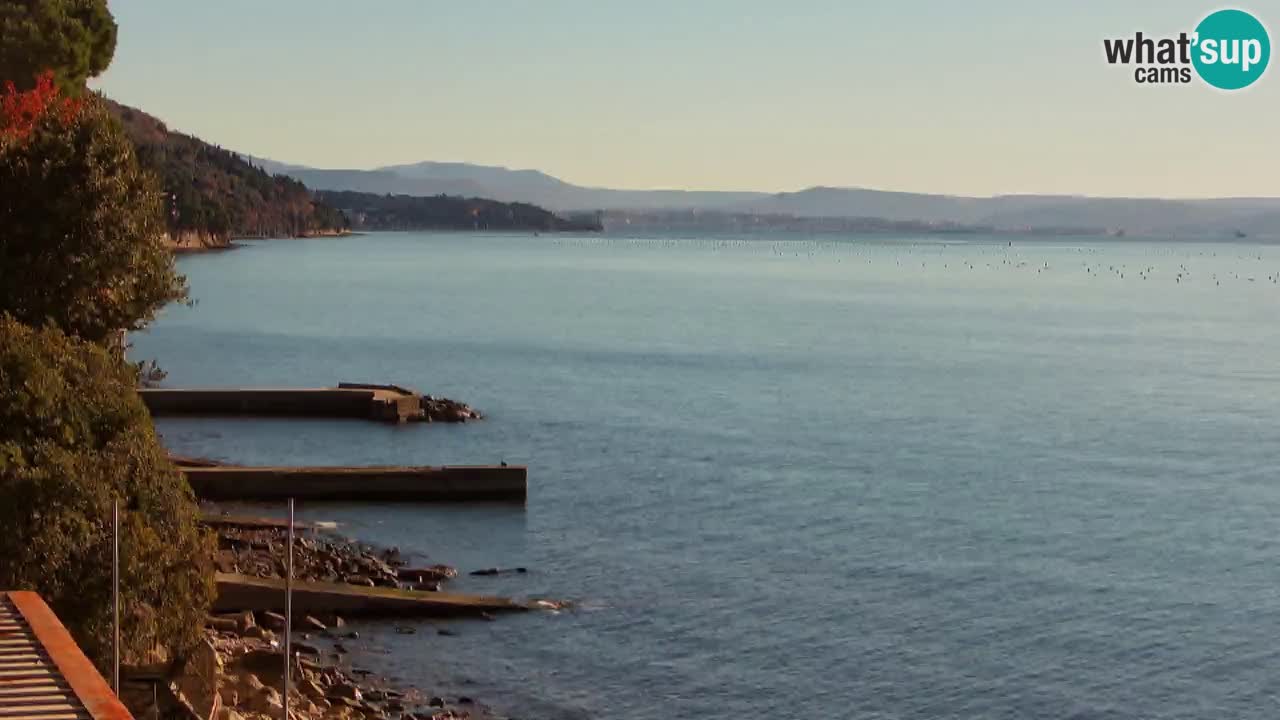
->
<box><xmin>0</xmin><ymin>84</ymin><xmax>187</xmax><ymax>343</ymax></box>
<box><xmin>319</xmin><ymin>190</ymin><xmax>603</xmax><ymax>232</ymax></box>
<box><xmin>108</xmin><ymin>101</ymin><xmax>349</xmax><ymax>239</ymax></box>
<box><xmin>0</xmin><ymin>317</ymin><xmax>214</xmax><ymax>672</ymax></box>
<box><xmin>0</xmin><ymin>0</ymin><xmax>117</xmax><ymax>91</ymax></box>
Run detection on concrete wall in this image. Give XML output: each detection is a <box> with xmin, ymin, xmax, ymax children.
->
<box><xmin>212</xmin><ymin>573</ymin><xmax>528</xmax><ymax>616</ymax></box>
<box><xmin>183</xmin><ymin>465</ymin><xmax>527</xmax><ymax>502</ymax></box>
<box><xmin>138</xmin><ymin>388</ymin><xmax>413</xmax><ymax>421</ymax></box>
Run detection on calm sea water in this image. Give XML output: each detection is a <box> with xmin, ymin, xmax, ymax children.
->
<box><xmin>134</xmin><ymin>232</ymin><xmax>1280</xmax><ymax>720</ymax></box>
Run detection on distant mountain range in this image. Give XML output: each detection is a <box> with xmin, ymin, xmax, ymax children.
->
<box><xmin>102</xmin><ymin>102</ymin><xmax>602</xmax><ymax>246</ymax></box>
<box><xmin>251</xmin><ymin>159</ymin><xmax>1280</xmax><ymax>239</ymax></box>
<box><xmin>254</xmin><ymin>158</ymin><xmax>762</xmax><ymax>214</ymax></box>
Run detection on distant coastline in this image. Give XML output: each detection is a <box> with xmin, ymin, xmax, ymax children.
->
<box><xmin>256</xmin><ymin>159</ymin><xmax>1280</xmax><ymax>241</ymax></box>
<box><xmin>598</xmin><ymin>209</ymin><xmax>1101</xmax><ymax>238</ymax></box>
<box><xmin>165</xmin><ymin>228</ymin><xmax>357</xmax><ymax>253</ymax></box>
<box><xmin>319</xmin><ymin>190</ymin><xmax>603</xmax><ymax>233</ymax></box>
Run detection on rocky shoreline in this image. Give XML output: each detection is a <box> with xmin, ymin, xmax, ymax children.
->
<box><xmin>166</xmin><ymin>229</ymin><xmax>357</xmax><ymax>254</ymax></box>
<box><xmin>166</xmin><ymin>229</ymin><xmax>235</xmax><ymax>253</ymax></box>
<box><xmin>178</xmin><ymin>609</ymin><xmax>502</xmax><ymax>720</ymax></box>
<box><xmin>136</xmin><ymin>517</ymin><xmax>535</xmax><ymax>720</ymax></box>
<box><xmin>412</xmin><ymin>395</ymin><xmax>483</xmax><ymax>424</ymax></box>
<box><xmin>213</xmin><ymin>525</ymin><xmax>458</xmax><ymax>592</ymax></box>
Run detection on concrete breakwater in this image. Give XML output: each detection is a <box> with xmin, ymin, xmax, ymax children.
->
<box><xmin>200</xmin><ymin>512</ymin><xmax>329</xmax><ymax>531</ymax></box>
<box><xmin>139</xmin><ymin>383</ymin><xmax>481</xmax><ymax>424</ymax></box>
<box><xmin>182</xmin><ymin>464</ymin><xmax>527</xmax><ymax>502</ymax></box>
<box><xmin>213</xmin><ymin>573</ymin><xmax>531</xmax><ymax>617</ymax></box>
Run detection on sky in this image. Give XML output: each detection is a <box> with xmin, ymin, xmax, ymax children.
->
<box><xmin>94</xmin><ymin>1</ymin><xmax>1278</xmax><ymax>198</ymax></box>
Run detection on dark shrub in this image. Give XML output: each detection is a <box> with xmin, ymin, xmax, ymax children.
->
<box><xmin>0</xmin><ymin>0</ymin><xmax>118</xmax><ymax>92</ymax></box>
<box><xmin>0</xmin><ymin>77</ymin><xmax>187</xmax><ymax>344</ymax></box>
<box><xmin>0</xmin><ymin>316</ymin><xmax>213</xmax><ymax>671</ymax></box>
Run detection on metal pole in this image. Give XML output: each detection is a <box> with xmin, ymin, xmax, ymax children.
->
<box><xmin>112</xmin><ymin>500</ymin><xmax>120</xmax><ymax>694</ymax></box>
<box><xmin>283</xmin><ymin>498</ymin><xmax>293</xmax><ymax>720</ymax></box>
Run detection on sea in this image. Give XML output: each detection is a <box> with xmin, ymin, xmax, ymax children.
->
<box><xmin>132</xmin><ymin>231</ymin><xmax>1280</xmax><ymax>720</ymax></box>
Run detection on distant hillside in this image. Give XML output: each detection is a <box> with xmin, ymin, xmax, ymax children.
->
<box><xmin>107</xmin><ymin>101</ymin><xmax>348</xmax><ymax>248</ymax></box>
<box><xmin>318</xmin><ymin>190</ymin><xmax>602</xmax><ymax>232</ymax></box>
<box><xmin>259</xmin><ymin>158</ymin><xmax>763</xmax><ymax>213</ymax></box>
<box><xmin>600</xmin><ymin>209</ymin><xmax>1005</xmax><ymax>235</ymax></box>
<box><xmin>379</xmin><ymin>160</ymin><xmax>570</xmax><ymax>198</ymax></box>
<box><xmin>262</xmin><ymin>159</ymin><xmax>1280</xmax><ymax>239</ymax></box>
<box><xmin>734</xmin><ymin>187</ymin><xmax>984</xmax><ymax>224</ymax></box>
<box><xmin>736</xmin><ymin>189</ymin><xmax>1280</xmax><ymax>238</ymax></box>
<box><xmin>252</xmin><ymin>159</ymin><xmax>491</xmax><ymax>198</ymax></box>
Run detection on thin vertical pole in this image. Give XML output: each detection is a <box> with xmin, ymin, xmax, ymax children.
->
<box><xmin>112</xmin><ymin>500</ymin><xmax>120</xmax><ymax>694</ymax></box>
<box><xmin>283</xmin><ymin>498</ymin><xmax>294</xmax><ymax>720</ymax></box>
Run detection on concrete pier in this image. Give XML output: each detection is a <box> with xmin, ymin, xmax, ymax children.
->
<box><xmin>212</xmin><ymin>573</ymin><xmax>530</xmax><ymax>617</ymax></box>
<box><xmin>139</xmin><ymin>383</ymin><xmax>423</xmax><ymax>423</ymax></box>
<box><xmin>182</xmin><ymin>464</ymin><xmax>527</xmax><ymax>502</ymax></box>
<box><xmin>199</xmin><ymin>513</ymin><xmax>322</xmax><ymax>531</ymax></box>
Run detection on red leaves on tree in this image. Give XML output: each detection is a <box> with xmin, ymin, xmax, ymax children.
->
<box><xmin>1</xmin><ymin>71</ymin><xmax>84</xmax><ymax>144</ymax></box>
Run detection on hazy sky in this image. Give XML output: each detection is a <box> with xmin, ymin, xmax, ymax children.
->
<box><xmin>95</xmin><ymin>1</ymin><xmax>1277</xmax><ymax>198</ymax></box>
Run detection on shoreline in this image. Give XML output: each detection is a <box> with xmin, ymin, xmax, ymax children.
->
<box><xmin>163</xmin><ymin>512</ymin><xmax>542</xmax><ymax>720</ymax></box>
<box><xmin>166</xmin><ymin>229</ymin><xmax>360</xmax><ymax>254</ymax></box>
<box><xmin>166</xmin><ymin>226</ymin><xmax>622</xmax><ymax>254</ymax></box>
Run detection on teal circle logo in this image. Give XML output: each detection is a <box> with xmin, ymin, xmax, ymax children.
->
<box><xmin>1192</xmin><ymin>9</ymin><xmax>1270</xmax><ymax>90</ymax></box>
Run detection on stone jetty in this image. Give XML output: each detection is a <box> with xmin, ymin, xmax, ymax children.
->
<box><xmin>213</xmin><ymin>574</ymin><xmax>531</xmax><ymax>617</ymax></box>
<box><xmin>181</xmin><ymin>464</ymin><xmax>527</xmax><ymax>502</ymax></box>
<box><xmin>139</xmin><ymin>383</ymin><xmax>481</xmax><ymax>424</ymax></box>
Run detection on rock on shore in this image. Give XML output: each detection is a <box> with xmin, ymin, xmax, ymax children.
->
<box><xmin>214</xmin><ymin>526</ymin><xmax>456</xmax><ymax>593</ymax></box>
<box><xmin>169</xmin><ymin>616</ymin><xmax>502</xmax><ymax>720</ymax></box>
<box><xmin>166</xmin><ymin>229</ymin><xmax>233</xmax><ymax>253</ymax></box>
<box><xmin>165</xmin><ymin>520</ymin><xmax>535</xmax><ymax>720</ymax></box>
<box><xmin>414</xmin><ymin>396</ymin><xmax>482</xmax><ymax>423</ymax></box>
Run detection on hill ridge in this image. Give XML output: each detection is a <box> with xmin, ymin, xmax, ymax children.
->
<box><xmin>258</xmin><ymin>158</ymin><xmax>1280</xmax><ymax>238</ymax></box>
